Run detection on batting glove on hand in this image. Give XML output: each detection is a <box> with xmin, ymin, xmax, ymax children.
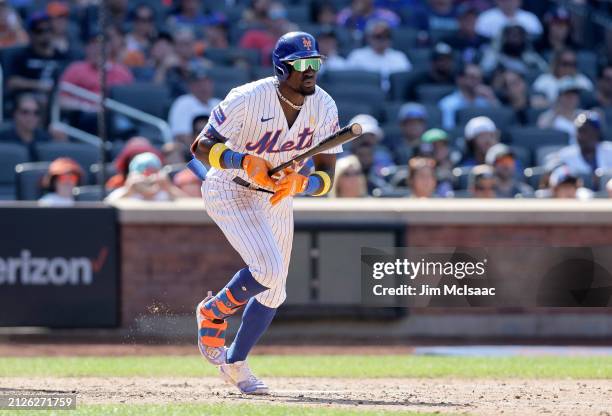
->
<box><xmin>270</xmin><ymin>166</ymin><xmax>308</xmax><ymax>206</ymax></box>
<box><xmin>243</xmin><ymin>155</ymin><xmax>276</xmax><ymax>189</ymax></box>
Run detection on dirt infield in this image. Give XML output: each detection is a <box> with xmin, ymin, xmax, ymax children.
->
<box><xmin>2</xmin><ymin>376</ymin><xmax>610</xmax><ymax>416</ymax></box>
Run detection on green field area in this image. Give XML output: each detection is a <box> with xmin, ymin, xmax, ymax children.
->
<box><xmin>1</xmin><ymin>355</ymin><xmax>610</xmax><ymax>379</ymax></box>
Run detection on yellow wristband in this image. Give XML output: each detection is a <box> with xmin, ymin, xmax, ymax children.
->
<box><xmin>208</xmin><ymin>143</ymin><xmax>228</xmax><ymax>169</ymax></box>
<box><xmin>312</xmin><ymin>171</ymin><xmax>331</xmax><ymax>196</ymax></box>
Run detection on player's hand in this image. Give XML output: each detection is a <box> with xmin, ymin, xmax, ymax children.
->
<box><xmin>242</xmin><ymin>155</ymin><xmax>275</xmax><ymax>189</ymax></box>
<box><xmin>269</xmin><ymin>167</ymin><xmax>308</xmax><ymax>206</ymax></box>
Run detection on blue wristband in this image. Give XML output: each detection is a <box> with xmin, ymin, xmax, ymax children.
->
<box><xmin>303</xmin><ymin>174</ymin><xmax>323</xmax><ymax>195</ymax></box>
<box><xmin>222</xmin><ymin>149</ymin><xmax>246</xmax><ymax>169</ymax></box>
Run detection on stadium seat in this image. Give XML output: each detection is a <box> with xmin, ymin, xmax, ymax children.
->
<box><xmin>577</xmin><ymin>50</ymin><xmax>598</xmax><ymax>81</ymax></box>
<box><xmin>535</xmin><ymin>145</ymin><xmax>565</xmax><ymax>167</ymax></box>
<box><xmin>336</xmin><ymin>101</ymin><xmax>375</xmax><ymax>126</ymax></box>
<box><xmin>35</xmin><ymin>142</ymin><xmax>101</xmax><ymax>176</ymax></box>
<box><xmin>456</xmin><ymin>106</ymin><xmax>517</xmax><ymax>133</ymax></box>
<box><xmin>452</xmin><ymin>166</ymin><xmax>473</xmax><ymax>190</ymax></box>
<box><xmin>73</xmin><ymin>185</ymin><xmax>106</xmax><ymax>201</ymax></box>
<box><xmin>286</xmin><ymin>5</ymin><xmax>310</xmax><ymax>25</ymax></box>
<box><xmin>383</xmin><ymin>102</ymin><xmax>403</xmax><ymax>124</ymax></box>
<box><xmin>110</xmin><ymin>83</ymin><xmax>170</xmax><ymax>119</ymax></box>
<box><xmin>596</xmin><ymin>168</ymin><xmax>612</xmax><ymax>191</ymax></box>
<box><xmin>206</xmin><ymin>66</ymin><xmax>250</xmax><ymax>85</ymax></box>
<box><xmin>0</xmin><ymin>143</ymin><xmax>29</xmax><ymax>200</ymax></box>
<box><xmin>507</xmin><ymin>128</ymin><xmax>570</xmax><ymax>153</ymax></box>
<box><xmin>406</xmin><ymin>49</ymin><xmax>431</xmax><ymax>73</ymax></box>
<box><xmin>391</xmin><ymin>27</ymin><xmax>418</xmax><ymax>54</ymax></box>
<box><xmin>204</xmin><ymin>47</ymin><xmax>260</xmax><ymax>67</ymax></box>
<box><xmin>381</xmin><ymin>122</ymin><xmax>402</xmax><ymax>147</ymax></box>
<box><xmin>389</xmin><ymin>71</ymin><xmax>415</xmax><ymax>101</ymax></box>
<box><xmin>15</xmin><ymin>162</ymin><xmax>50</xmax><ymax>201</ymax></box>
<box><xmin>523</xmin><ymin>166</ymin><xmax>546</xmax><ymax>189</ymax></box>
<box><xmin>252</xmin><ymin>66</ymin><xmax>273</xmax><ymax>81</ymax></box>
<box><xmin>526</xmin><ymin>107</ymin><xmax>547</xmax><ymax>125</ymax></box>
<box><xmin>416</xmin><ymin>84</ymin><xmax>455</xmax><ymax>104</ymax></box>
<box><xmin>510</xmin><ymin>145</ymin><xmax>532</xmax><ymax>169</ymax></box>
<box><xmin>322</xmin><ymin>70</ymin><xmax>381</xmax><ymax>88</ymax></box>
<box><xmin>324</xmin><ymin>85</ymin><xmax>385</xmax><ymax>118</ymax></box>
<box><xmin>89</xmin><ymin>162</ymin><xmax>118</xmax><ymax>185</ymax></box>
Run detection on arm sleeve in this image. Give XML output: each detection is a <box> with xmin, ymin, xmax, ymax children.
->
<box><xmin>314</xmin><ymin>99</ymin><xmax>343</xmax><ymax>154</ymax></box>
<box><xmin>198</xmin><ymin>88</ymin><xmax>245</xmax><ymax>145</ymax></box>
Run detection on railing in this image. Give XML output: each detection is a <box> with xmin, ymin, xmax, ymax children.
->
<box><xmin>50</xmin><ymin>81</ymin><xmax>172</xmax><ymax>145</ymax></box>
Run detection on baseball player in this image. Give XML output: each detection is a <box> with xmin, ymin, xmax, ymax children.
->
<box><xmin>190</xmin><ymin>32</ymin><xmax>341</xmax><ymax>394</ymax></box>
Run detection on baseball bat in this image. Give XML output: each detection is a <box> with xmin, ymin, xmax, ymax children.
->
<box><xmin>268</xmin><ymin>122</ymin><xmax>362</xmax><ymax>175</ymax></box>
<box><xmin>187</xmin><ymin>123</ymin><xmax>363</xmax><ymax>180</ymax></box>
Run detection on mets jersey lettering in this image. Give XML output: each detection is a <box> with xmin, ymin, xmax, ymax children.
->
<box><xmin>245</xmin><ymin>128</ymin><xmax>314</xmax><ymax>154</ymax></box>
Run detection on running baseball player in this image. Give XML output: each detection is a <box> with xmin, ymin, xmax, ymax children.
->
<box><xmin>190</xmin><ymin>31</ymin><xmax>341</xmax><ymax>395</ymax></box>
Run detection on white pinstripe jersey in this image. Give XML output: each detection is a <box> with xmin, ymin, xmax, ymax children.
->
<box><xmin>202</xmin><ymin>76</ymin><xmax>342</xmax><ymax>188</ymax></box>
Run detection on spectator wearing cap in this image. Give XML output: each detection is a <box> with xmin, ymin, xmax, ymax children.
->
<box><xmin>346</xmin><ymin>19</ymin><xmax>411</xmax><ymax>91</ymax></box>
<box><xmin>393</xmin><ymin>103</ymin><xmax>428</xmax><ymax>165</ymax></box>
<box><xmin>105</xmin><ymin>152</ymin><xmax>187</xmax><ymax>202</ymax></box>
<box><xmin>595</xmin><ymin>64</ymin><xmax>612</xmax><ymax>108</ymax></box>
<box><xmin>47</xmin><ymin>1</ymin><xmax>80</xmax><ymax>56</ymax></box>
<box><xmin>167</xmin><ymin>0</ymin><xmax>225</xmax><ymax>39</ymax></box>
<box><xmin>329</xmin><ymin>155</ymin><xmax>368</xmax><ymax>198</ymax></box>
<box><xmin>0</xmin><ymin>93</ymin><xmax>53</xmax><ymax>160</ymax></box>
<box><xmin>469</xmin><ymin>164</ymin><xmax>497</xmax><ymax>198</ymax></box>
<box><xmin>7</xmin><ymin>12</ymin><xmax>69</xmax><ymax>104</ymax></box>
<box><xmin>409</xmin><ymin>0</ymin><xmax>459</xmax><ymax>34</ymax></box>
<box><xmin>480</xmin><ymin>24</ymin><xmax>547</xmax><ymax>76</ymax></box>
<box><xmin>441</xmin><ymin>4</ymin><xmax>487</xmax><ymax>59</ymax></box>
<box><xmin>461</xmin><ymin>116</ymin><xmax>500</xmax><ymax>167</ymax></box>
<box><xmin>38</xmin><ymin>157</ymin><xmax>84</xmax><ymax>206</ymax></box>
<box><xmin>532</xmin><ymin>49</ymin><xmax>593</xmax><ymax>107</ymax></box>
<box><xmin>493</xmin><ymin>68</ymin><xmax>529</xmax><ymax>124</ymax></box>
<box><xmin>166</xmin><ymin>28</ymin><xmax>212</xmax><ymax>97</ymax></box>
<box><xmin>316</xmin><ymin>28</ymin><xmax>347</xmax><ymax>73</ymax></box>
<box><xmin>535</xmin><ymin>7</ymin><xmax>578</xmax><ymax>54</ymax></box>
<box><xmin>418</xmin><ymin>128</ymin><xmax>456</xmax><ymax>197</ymax></box>
<box><xmin>537</xmin><ymin>76</ymin><xmax>585</xmax><ymax>144</ymax></box>
<box><xmin>485</xmin><ymin>143</ymin><xmax>532</xmax><ymax>197</ymax></box>
<box><xmin>475</xmin><ymin>0</ymin><xmax>543</xmax><ymax>40</ymax></box>
<box><xmin>0</xmin><ymin>1</ymin><xmax>28</xmax><ymax>48</ymax></box>
<box><xmin>336</xmin><ymin>0</ymin><xmax>400</xmax><ymax>35</ymax></box>
<box><xmin>407</xmin><ymin>42</ymin><xmax>455</xmax><ymax>100</ymax></box>
<box><xmin>406</xmin><ymin>156</ymin><xmax>437</xmax><ymax>198</ymax></box>
<box><xmin>168</xmin><ymin>64</ymin><xmax>220</xmax><ymax>147</ymax></box>
<box><xmin>347</xmin><ymin>114</ymin><xmax>394</xmax><ymax>195</ymax></box>
<box><xmin>125</xmin><ymin>4</ymin><xmax>157</xmax><ymax>61</ymax></box>
<box><xmin>105</xmin><ymin>136</ymin><xmax>164</xmax><ymax>191</ymax></box>
<box><xmin>556</xmin><ymin>112</ymin><xmax>612</xmax><ymax>187</ymax></box>
<box><xmin>439</xmin><ymin>63</ymin><xmax>498</xmax><ymax>129</ymax></box>
<box><xmin>545</xmin><ymin>165</ymin><xmax>593</xmax><ymax>199</ymax></box>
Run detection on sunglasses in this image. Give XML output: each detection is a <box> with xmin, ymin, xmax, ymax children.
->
<box><xmin>57</xmin><ymin>173</ymin><xmax>79</xmax><ymax>183</ymax></box>
<box><xmin>287</xmin><ymin>58</ymin><xmax>322</xmax><ymax>72</ymax></box>
<box><xmin>19</xmin><ymin>108</ymin><xmax>40</xmax><ymax>116</ymax></box>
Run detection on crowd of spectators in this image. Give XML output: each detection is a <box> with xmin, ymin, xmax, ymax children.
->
<box><xmin>2</xmin><ymin>0</ymin><xmax>612</xmax><ymax>203</ymax></box>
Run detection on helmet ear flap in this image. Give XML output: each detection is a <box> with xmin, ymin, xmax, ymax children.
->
<box><xmin>274</xmin><ymin>61</ymin><xmax>290</xmax><ymax>81</ymax></box>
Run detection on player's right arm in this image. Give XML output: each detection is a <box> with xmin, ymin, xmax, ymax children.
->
<box><xmin>190</xmin><ymin>90</ymin><xmax>276</xmax><ymax>189</ymax></box>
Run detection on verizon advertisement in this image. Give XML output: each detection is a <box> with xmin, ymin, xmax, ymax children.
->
<box><xmin>0</xmin><ymin>207</ymin><xmax>119</xmax><ymax>327</ymax></box>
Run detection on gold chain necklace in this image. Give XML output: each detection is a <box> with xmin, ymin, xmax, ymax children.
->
<box><xmin>274</xmin><ymin>81</ymin><xmax>303</xmax><ymax>111</ymax></box>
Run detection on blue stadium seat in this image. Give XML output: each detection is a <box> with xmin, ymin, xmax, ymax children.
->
<box><xmin>456</xmin><ymin>106</ymin><xmax>517</xmax><ymax>133</ymax></box>
<box><xmin>389</xmin><ymin>71</ymin><xmax>415</xmax><ymax>101</ymax></box>
<box><xmin>322</xmin><ymin>70</ymin><xmax>381</xmax><ymax>88</ymax></box>
<box><xmin>204</xmin><ymin>47</ymin><xmax>260</xmax><ymax>67</ymax></box>
<box><xmin>336</xmin><ymin>101</ymin><xmax>375</xmax><ymax>126</ymax></box>
<box><xmin>323</xmin><ymin>85</ymin><xmax>385</xmax><ymax>118</ymax></box>
<box><xmin>406</xmin><ymin>49</ymin><xmax>431</xmax><ymax>73</ymax></box>
<box><xmin>0</xmin><ymin>143</ymin><xmax>29</xmax><ymax>200</ymax></box>
<box><xmin>89</xmin><ymin>162</ymin><xmax>118</xmax><ymax>185</ymax></box>
<box><xmin>34</xmin><ymin>142</ymin><xmax>101</xmax><ymax>177</ymax></box>
<box><xmin>110</xmin><ymin>83</ymin><xmax>170</xmax><ymax>119</ymax></box>
<box><xmin>286</xmin><ymin>5</ymin><xmax>310</xmax><ymax>25</ymax></box>
<box><xmin>507</xmin><ymin>128</ymin><xmax>570</xmax><ymax>153</ymax></box>
<box><xmin>73</xmin><ymin>185</ymin><xmax>106</xmax><ymax>201</ymax></box>
<box><xmin>391</xmin><ymin>27</ymin><xmax>418</xmax><ymax>54</ymax></box>
<box><xmin>207</xmin><ymin>66</ymin><xmax>250</xmax><ymax>85</ymax></box>
<box><xmin>15</xmin><ymin>161</ymin><xmax>50</xmax><ymax>201</ymax></box>
<box><xmin>535</xmin><ymin>145</ymin><xmax>565</xmax><ymax>167</ymax></box>
<box><xmin>416</xmin><ymin>84</ymin><xmax>455</xmax><ymax>104</ymax></box>
<box><xmin>510</xmin><ymin>145</ymin><xmax>532</xmax><ymax>169</ymax></box>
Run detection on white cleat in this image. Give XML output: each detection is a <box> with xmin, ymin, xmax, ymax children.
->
<box><xmin>196</xmin><ymin>294</ymin><xmax>227</xmax><ymax>366</ymax></box>
<box><xmin>219</xmin><ymin>360</ymin><xmax>269</xmax><ymax>395</ymax></box>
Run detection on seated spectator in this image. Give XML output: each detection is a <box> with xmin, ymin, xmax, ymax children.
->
<box><xmin>105</xmin><ymin>152</ymin><xmax>187</xmax><ymax>202</ymax></box>
<box><xmin>480</xmin><ymin>24</ymin><xmax>547</xmax><ymax>76</ymax></box>
<box><xmin>439</xmin><ymin>63</ymin><xmax>498</xmax><ymax>129</ymax></box>
<box><xmin>461</xmin><ymin>116</ymin><xmax>500</xmax><ymax>167</ymax></box>
<box><xmin>241</xmin><ymin>0</ymin><xmax>273</xmax><ymax>27</ymax></box>
<box><xmin>469</xmin><ymin>164</ymin><xmax>497</xmax><ymax>198</ymax></box>
<box><xmin>441</xmin><ymin>4</ymin><xmax>487</xmax><ymax>61</ymax></box>
<box><xmin>136</xmin><ymin>32</ymin><xmax>179</xmax><ymax>83</ymax></box>
<box><xmin>337</xmin><ymin>0</ymin><xmax>400</xmax><ymax>35</ymax></box>
<box><xmin>173</xmin><ymin>167</ymin><xmax>202</xmax><ymax>198</ymax></box>
<box><xmin>392</xmin><ymin>103</ymin><xmax>428</xmax><ymax>165</ymax></box>
<box><xmin>556</xmin><ymin>112</ymin><xmax>612</xmax><ymax>188</ymax></box>
<box><xmin>409</xmin><ymin>0</ymin><xmax>459</xmax><ymax>34</ymax></box>
<box><xmin>59</xmin><ymin>31</ymin><xmax>133</xmax><ymax>133</ymax></box>
<box><xmin>407</xmin><ymin>156</ymin><xmax>437</xmax><ymax>198</ymax></box>
<box><xmin>166</xmin><ymin>28</ymin><xmax>211</xmax><ymax>97</ymax></box>
<box><xmin>125</xmin><ymin>4</ymin><xmax>156</xmax><ymax>61</ymax></box>
<box><xmin>535</xmin><ymin>7</ymin><xmax>577</xmax><ymax>54</ymax></box>
<box><xmin>166</xmin><ymin>0</ymin><xmax>224</xmax><ymax>39</ymax></box>
<box><xmin>7</xmin><ymin>12</ymin><xmax>69</xmax><ymax>105</ymax></box>
<box><xmin>317</xmin><ymin>28</ymin><xmax>347</xmax><ymax>73</ymax></box>
<box><xmin>47</xmin><ymin>1</ymin><xmax>81</xmax><ymax>56</ymax></box>
<box><xmin>494</xmin><ymin>68</ymin><xmax>530</xmax><ymax>124</ymax></box>
<box><xmin>0</xmin><ymin>94</ymin><xmax>52</xmax><ymax>160</ymax></box>
<box><xmin>532</xmin><ymin>49</ymin><xmax>593</xmax><ymax>107</ymax></box>
<box><xmin>595</xmin><ymin>64</ymin><xmax>612</xmax><ymax>108</ymax></box>
<box><xmin>329</xmin><ymin>155</ymin><xmax>367</xmax><ymax>198</ymax></box>
<box><xmin>0</xmin><ymin>1</ymin><xmax>28</xmax><ymax>48</ymax></box>
<box><xmin>546</xmin><ymin>165</ymin><xmax>592</xmax><ymax>199</ymax></box>
<box><xmin>407</xmin><ymin>42</ymin><xmax>455</xmax><ymax>100</ymax></box>
<box><xmin>38</xmin><ymin>157</ymin><xmax>83</xmax><ymax>206</ymax></box>
<box><xmin>203</xmin><ymin>18</ymin><xmax>229</xmax><ymax>50</ymax></box>
<box><xmin>537</xmin><ymin>77</ymin><xmax>584</xmax><ymax>144</ymax></box>
<box><xmin>348</xmin><ymin>114</ymin><xmax>394</xmax><ymax>194</ymax></box>
<box><xmin>417</xmin><ymin>128</ymin><xmax>456</xmax><ymax>197</ymax></box>
<box><xmin>106</xmin><ymin>136</ymin><xmax>163</xmax><ymax>191</ymax></box>
<box><xmin>168</xmin><ymin>64</ymin><xmax>220</xmax><ymax>148</ymax></box>
<box><xmin>475</xmin><ymin>0</ymin><xmax>543</xmax><ymax>40</ymax></box>
<box><xmin>311</xmin><ymin>1</ymin><xmax>338</xmax><ymax>26</ymax></box>
<box><xmin>346</xmin><ymin>19</ymin><xmax>411</xmax><ymax>91</ymax></box>
<box><xmin>485</xmin><ymin>143</ymin><xmax>533</xmax><ymax>197</ymax></box>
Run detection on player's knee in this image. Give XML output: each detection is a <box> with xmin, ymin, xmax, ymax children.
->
<box><xmin>250</xmin><ymin>255</ymin><xmax>287</xmax><ymax>288</ymax></box>
<box><xmin>256</xmin><ymin>289</ymin><xmax>286</xmax><ymax>309</ymax></box>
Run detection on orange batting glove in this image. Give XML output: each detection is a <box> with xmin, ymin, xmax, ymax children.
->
<box><xmin>270</xmin><ymin>167</ymin><xmax>308</xmax><ymax>206</ymax></box>
<box><xmin>242</xmin><ymin>155</ymin><xmax>276</xmax><ymax>189</ymax></box>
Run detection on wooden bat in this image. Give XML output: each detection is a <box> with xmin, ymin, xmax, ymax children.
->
<box><xmin>268</xmin><ymin>122</ymin><xmax>362</xmax><ymax>175</ymax></box>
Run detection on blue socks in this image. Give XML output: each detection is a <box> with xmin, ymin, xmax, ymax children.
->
<box><xmin>203</xmin><ymin>268</ymin><xmax>269</xmax><ymax>320</ymax></box>
<box><xmin>226</xmin><ymin>298</ymin><xmax>277</xmax><ymax>363</ymax></box>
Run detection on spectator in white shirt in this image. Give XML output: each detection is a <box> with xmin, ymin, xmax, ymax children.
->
<box><xmin>38</xmin><ymin>157</ymin><xmax>84</xmax><ymax>207</ymax></box>
<box><xmin>168</xmin><ymin>63</ymin><xmax>221</xmax><ymax>148</ymax></box>
<box><xmin>475</xmin><ymin>0</ymin><xmax>543</xmax><ymax>39</ymax></box>
<box><xmin>532</xmin><ymin>49</ymin><xmax>593</xmax><ymax>107</ymax></box>
<box><xmin>346</xmin><ymin>19</ymin><xmax>411</xmax><ymax>91</ymax></box>
<box><xmin>537</xmin><ymin>77</ymin><xmax>584</xmax><ymax>144</ymax></box>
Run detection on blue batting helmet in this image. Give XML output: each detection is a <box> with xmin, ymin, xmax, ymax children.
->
<box><xmin>272</xmin><ymin>31</ymin><xmax>321</xmax><ymax>81</ymax></box>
